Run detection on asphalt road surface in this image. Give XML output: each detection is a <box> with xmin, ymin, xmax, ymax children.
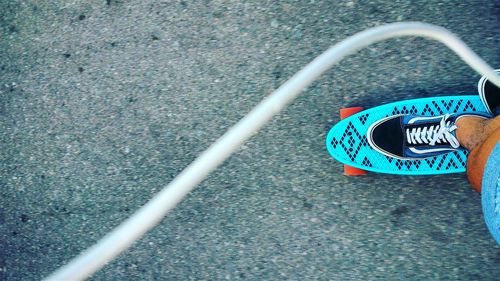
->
<box><xmin>1</xmin><ymin>0</ymin><xmax>500</xmax><ymax>280</ymax></box>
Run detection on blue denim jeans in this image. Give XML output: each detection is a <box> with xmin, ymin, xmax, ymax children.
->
<box><xmin>482</xmin><ymin>142</ymin><xmax>500</xmax><ymax>244</ymax></box>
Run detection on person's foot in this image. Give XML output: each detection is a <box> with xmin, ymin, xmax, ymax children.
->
<box><xmin>478</xmin><ymin>69</ymin><xmax>500</xmax><ymax>116</ymax></box>
<box><xmin>367</xmin><ymin>113</ymin><xmax>489</xmax><ymax>160</ymax></box>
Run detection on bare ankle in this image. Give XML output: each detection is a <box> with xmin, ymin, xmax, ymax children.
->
<box><xmin>456</xmin><ymin>117</ymin><xmax>490</xmax><ymax>150</ymax></box>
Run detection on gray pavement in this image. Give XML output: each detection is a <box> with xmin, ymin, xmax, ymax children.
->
<box><xmin>1</xmin><ymin>0</ymin><xmax>500</xmax><ymax>280</ymax></box>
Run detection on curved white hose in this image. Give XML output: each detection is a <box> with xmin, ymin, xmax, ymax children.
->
<box><xmin>44</xmin><ymin>22</ymin><xmax>500</xmax><ymax>281</ymax></box>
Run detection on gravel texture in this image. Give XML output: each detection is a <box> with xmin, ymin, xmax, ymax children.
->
<box><xmin>1</xmin><ymin>0</ymin><xmax>500</xmax><ymax>280</ymax></box>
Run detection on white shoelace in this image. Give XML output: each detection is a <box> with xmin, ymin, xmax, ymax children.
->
<box><xmin>405</xmin><ymin>114</ymin><xmax>460</xmax><ymax>148</ymax></box>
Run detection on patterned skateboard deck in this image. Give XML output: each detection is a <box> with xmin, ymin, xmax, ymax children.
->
<box><xmin>326</xmin><ymin>95</ymin><xmax>489</xmax><ymax>175</ymax></box>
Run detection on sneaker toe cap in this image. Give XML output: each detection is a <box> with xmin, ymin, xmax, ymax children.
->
<box><xmin>368</xmin><ymin>116</ymin><xmax>405</xmax><ymax>157</ymax></box>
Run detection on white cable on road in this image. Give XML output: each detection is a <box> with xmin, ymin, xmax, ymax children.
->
<box><xmin>44</xmin><ymin>22</ymin><xmax>500</xmax><ymax>281</ymax></box>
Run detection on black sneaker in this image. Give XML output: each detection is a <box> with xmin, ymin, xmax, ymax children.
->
<box><xmin>367</xmin><ymin>113</ymin><xmax>489</xmax><ymax>160</ymax></box>
<box><xmin>478</xmin><ymin>69</ymin><xmax>500</xmax><ymax>116</ymax></box>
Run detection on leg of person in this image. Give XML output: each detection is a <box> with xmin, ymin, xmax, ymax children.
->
<box><xmin>464</xmin><ymin>68</ymin><xmax>500</xmax><ymax>190</ymax></box>
<box><xmin>456</xmin><ymin>116</ymin><xmax>500</xmax><ymax>244</ymax></box>
<box><xmin>480</xmin><ymin>138</ymin><xmax>500</xmax><ymax>244</ymax></box>
<box><xmin>455</xmin><ymin>116</ymin><xmax>500</xmax><ymax>192</ymax></box>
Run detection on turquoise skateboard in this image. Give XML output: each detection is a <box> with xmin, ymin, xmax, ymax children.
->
<box><xmin>326</xmin><ymin>95</ymin><xmax>489</xmax><ymax>175</ymax></box>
